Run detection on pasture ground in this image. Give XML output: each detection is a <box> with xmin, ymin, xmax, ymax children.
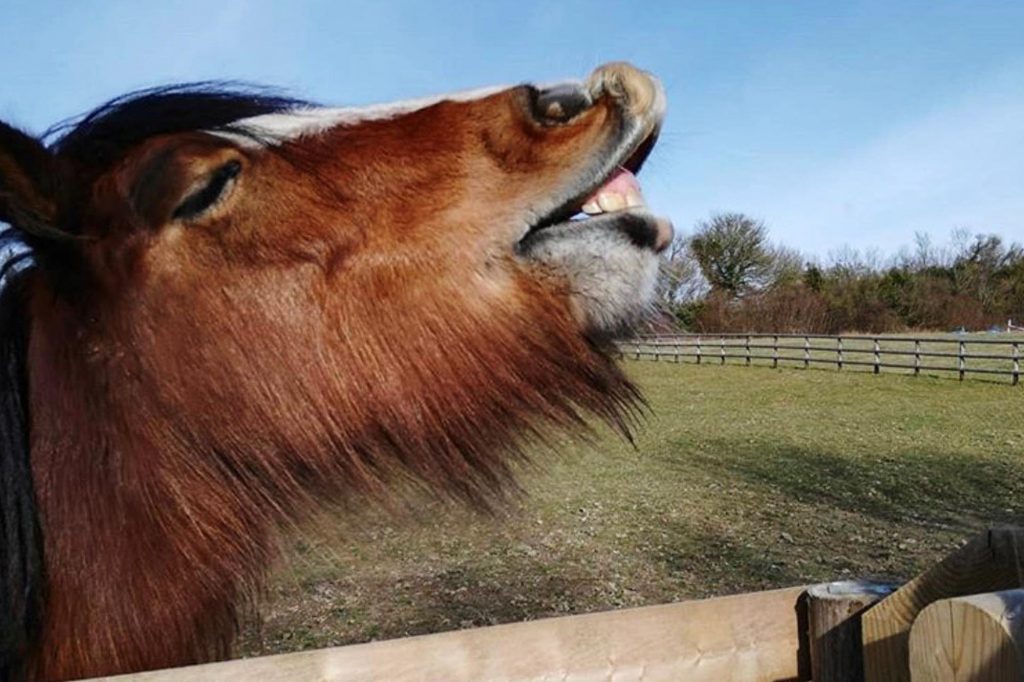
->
<box><xmin>238</xmin><ymin>362</ymin><xmax>1023</xmax><ymax>656</ymax></box>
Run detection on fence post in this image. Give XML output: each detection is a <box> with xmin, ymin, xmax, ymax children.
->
<box><xmin>696</xmin><ymin>336</ymin><xmax>702</xmax><ymax>365</ymax></box>
<box><xmin>1013</xmin><ymin>342</ymin><xmax>1020</xmax><ymax>386</ymax></box>
<box><xmin>807</xmin><ymin>581</ymin><xmax>896</xmax><ymax>682</ymax></box>
<box><xmin>745</xmin><ymin>334</ymin><xmax>751</xmax><ymax>367</ymax></box>
<box><xmin>958</xmin><ymin>340</ymin><xmax>966</xmax><ymax>381</ymax></box>
<box><xmin>837</xmin><ymin>337</ymin><xmax>844</xmax><ymax>371</ymax></box>
<box><xmin>909</xmin><ymin>590</ymin><xmax>1024</xmax><ymax>681</ymax></box>
<box><xmin>803</xmin><ymin>336</ymin><xmax>810</xmax><ymax>369</ymax></box>
<box><xmin>673</xmin><ymin>341</ymin><xmax>679</xmax><ymax>363</ymax></box>
<box><xmin>772</xmin><ymin>335</ymin><xmax>779</xmax><ymax>369</ymax></box>
<box><xmin>914</xmin><ymin>339</ymin><xmax>921</xmax><ymax>377</ymax></box>
<box><xmin>720</xmin><ymin>336</ymin><xmax>725</xmax><ymax>365</ymax></box>
<box><xmin>635</xmin><ymin>340</ymin><xmax>640</xmax><ymax>361</ymax></box>
<box><xmin>872</xmin><ymin>338</ymin><xmax>880</xmax><ymax>375</ymax></box>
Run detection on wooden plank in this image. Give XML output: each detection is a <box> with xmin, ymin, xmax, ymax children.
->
<box><xmin>862</xmin><ymin>527</ymin><xmax>1024</xmax><ymax>682</ymax></box>
<box><xmin>908</xmin><ymin>589</ymin><xmax>1024</xmax><ymax>681</ymax></box>
<box><xmin>90</xmin><ymin>585</ymin><xmax>811</xmax><ymax>682</ymax></box>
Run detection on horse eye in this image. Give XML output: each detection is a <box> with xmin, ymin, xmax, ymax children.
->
<box><xmin>172</xmin><ymin>160</ymin><xmax>242</xmax><ymax>221</ymax></box>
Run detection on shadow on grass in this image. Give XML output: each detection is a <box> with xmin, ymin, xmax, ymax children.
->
<box><xmin>669</xmin><ymin>438</ymin><xmax>1023</xmax><ymax>533</ymax></box>
<box><xmin>395</xmin><ymin>562</ymin><xmax>593</xmax><ymax>635</ymax></box>
<box><xmin>238</xmin><ymin>557</ymin><xmax>589</xmax><ymax>653</ymax></box>
<box><xmin>650</xmin><ymin>522</ymin><xmax>809</xmax><ymax>597</ymax></box>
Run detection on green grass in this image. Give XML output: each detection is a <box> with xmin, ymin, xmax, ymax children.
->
<box><xmin>237</xmin><ymin>362</ymin><xmax>1024</xmax><ymax>657</ymax></box>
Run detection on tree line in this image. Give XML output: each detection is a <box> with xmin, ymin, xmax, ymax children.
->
<box><xmin>657</xmin><ymin>212</ymin><xmax>1024</xmax><ymax>333</ymax></box>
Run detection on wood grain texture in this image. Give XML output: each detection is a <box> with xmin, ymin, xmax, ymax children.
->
<box><xmin>862</xmin><ymin>527</ymin><xmax>1024</xmax><ymax>682</ymax></box>
<box><xmin>908</xmin><ymin>590</ymin><xmax>1024</xmax><ymax>681</ymax></box>
<box><xmin>807</xmin><ymin>581</ymin><xmax>895</xmax><ymax>682</ymax></box>
<box><xmin>88</xmin><ymin>585</ymin><xmax>812</xmax><ymax>682</ymax></box>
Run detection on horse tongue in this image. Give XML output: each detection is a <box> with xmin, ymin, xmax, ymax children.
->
<box><xmin>581</xmin><ymin>167</ymin><xmax>645</xmax><ymax>214</ymax></box>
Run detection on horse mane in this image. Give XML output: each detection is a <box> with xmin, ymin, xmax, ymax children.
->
<box><xmin>0</xmin><ymin>234</ymin><xmax>42</xmax><ymax>681</ymax></box>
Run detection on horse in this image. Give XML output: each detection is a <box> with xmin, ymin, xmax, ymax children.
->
<box><xmin>0</xmin><ymin>62</ymin><xmax>671</xmax><ymax>681</ymax></box>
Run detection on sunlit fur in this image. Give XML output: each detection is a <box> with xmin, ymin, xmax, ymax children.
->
<box><xmin>0</xmin><ymin>63</ymin><xmax>666</xmax><ymax>680</ymax></box>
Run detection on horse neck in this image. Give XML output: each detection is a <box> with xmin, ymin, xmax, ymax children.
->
<box><xmin>24</xmin><ymin>284</ymin><xmax>269</xmax><ymax>680</ymax></box>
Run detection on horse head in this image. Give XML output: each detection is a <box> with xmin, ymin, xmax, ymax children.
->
<box><xmin>0</xmin><ymin>62</ymin><xmax>671</xmax><ymax>679</ymax></box>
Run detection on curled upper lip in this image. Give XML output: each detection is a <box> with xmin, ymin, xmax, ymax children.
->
<box><xmin>521</xmin><ymin>64</ymin><xmax>666</xmax><ymax>237</ymax></box>
<box><xmin>529</xmin><ymin>130</ymin><xmax>660</xmax><ymax>233</ymax></box>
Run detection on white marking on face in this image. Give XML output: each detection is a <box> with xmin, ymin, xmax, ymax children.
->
<box><xmin>210</xmin><ymin>79</ymin><xmax>586</xmax><ymax>146</ymax></box>
<box><xmin>222</xmin><ymin>84</ymin><xmax>515</xmax><ymax>145</ymax></box>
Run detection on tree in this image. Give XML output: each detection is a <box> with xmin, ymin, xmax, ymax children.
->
<box><xmin>654</xmin><ymin>233</ymin><xmax>708</xmax><ymax>329</ymax></box>
<box><xmin>657</xmin><ymin>234</ymin><xmax>707</xmax><ymax>306</ymax></box>
<box><xmin>688</xmin><ymin>212</ymin><xmax>773</xmax><ymax>297</ymax></box>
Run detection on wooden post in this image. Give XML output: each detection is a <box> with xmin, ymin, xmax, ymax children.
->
<box><xmin>837</xmin><ymin>337</ymin><xmax>844</xmax><ymax>371</ymax></box>
<box><xmin>1012</xmin><ymin>342</ymin><xmax>1019</xmax><ymax>386</ymax></box>
<box><xmin>862</xmin><ymin>527</ymin><xmax>1024</xmax><ymax>682</ymax></box>
<box><xmin>873</xmin><ymin>338</ymin><xmax>881</xmax><ymax>375</ymax></box>
<box><xmin>696</xmin><ymin>335</ymin><xmax>702</xmax><ymax>365</ymax></box>
<box><xmin>673</xmin><ymin>341</ymin><xmax>679</xmax><ymax>363</ymax></box>
<box><xmin>773</xmin><ymin>335</ymin><xmax>779</xmax><ymax>369</ymax></box>
<box><xmin>720</xmin><ymin>336</ymin><xmax>726</xmax><ymax>365</ymax></box>
<box><xmin>634</xmin><ymin>340</ymin><xmax>640</xmax><ymax>361</ymax></box>
<box><xmin>806</xmin><ymin>581</ymin><xmax>896</xmax><ymax>682</ymax></box>
<box><xmin>909</xmin><ymin>589</ymin><xmax>1024</xmax><ymax>681</ymax></box>
<box><xmin>914</xmin><ymin>339</ymin><xmax>921</xmax><ymax>377</ymax></box>
<box><xmin>958</xmin><ymin>340</ymin><xmax>966</xmax><ymax>381</ymax></box>
<box><xmin>745</xmin><ymin>334</ymin><xmax>751</xmax><ymax>366</ymax></box>
<box><xmin>804</xmin><ymin>335</ymin><xmax>810</xmax><ymax>369</ymax></box>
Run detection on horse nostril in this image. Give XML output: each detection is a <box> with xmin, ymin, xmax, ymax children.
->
<box><xmin>586</xmin><ymin>62</ymin><xmax>661</xmax><ymax>120</ymax></box>
<box><xmin>533</xmin><ymin>84</ymin><xmax>592</xmax><ymax>124</ymax></box>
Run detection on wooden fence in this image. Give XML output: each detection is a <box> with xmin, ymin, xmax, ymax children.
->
<box><xmin>618</xmin><ymin>333</ymin><xmax>1023</xmax><ymax>385</ymax></box>
<box><xmin>90</xmin><ymin>527</ymin><xmax>1024</xmax><ymax>682</ymax></box>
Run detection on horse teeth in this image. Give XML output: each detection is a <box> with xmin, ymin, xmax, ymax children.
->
<box><xmin>597</xmin><ymin>192</ymin><xmax>626</xmax><ymax>212</ymax></box>
<box><xmin>580</xmin><ymin>190</ymin><xmax>646</xmax><ymax>217</ymax></box>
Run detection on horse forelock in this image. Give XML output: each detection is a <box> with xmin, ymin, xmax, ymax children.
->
<box><xmin>47</xmin><ymin>83</ymin><xmax>309</xmax><ymax>168</ymax></box>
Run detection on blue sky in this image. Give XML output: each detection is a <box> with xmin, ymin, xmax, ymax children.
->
<box><xmin>2</xmin><ymin>1</ymin><xmax>1022</xmax><ymax>258</ymax></box>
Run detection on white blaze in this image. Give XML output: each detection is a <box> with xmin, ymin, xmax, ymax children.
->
<box><xmin>213</xmin><ymin>79</ymin><xmax>585</xmax><ymax>146</ymax></box>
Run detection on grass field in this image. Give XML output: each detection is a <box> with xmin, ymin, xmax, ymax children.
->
<box><xmin>237</xmin><ymin>362</ymin><xmax>1023</xmax><ymax>657</ymax></box>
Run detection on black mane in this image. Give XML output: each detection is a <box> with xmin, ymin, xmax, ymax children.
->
<box><xmin>47</xmin><ymin>82</ymin><xmax>309</xmax><ymax>167</ymax></box>
<box><xmin>0</xmin><ymin>255</ymin><xmax>40</xmax><ymax>682</ymax></box>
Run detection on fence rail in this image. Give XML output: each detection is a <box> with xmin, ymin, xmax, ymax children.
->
<box><xmin>618</xmin><ymin>333</ymin><xmax>1022</xmax><ymax>385</ymax></box>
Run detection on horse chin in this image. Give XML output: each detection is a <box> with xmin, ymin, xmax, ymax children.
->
<box><xmin>517</xmin><ymin>208</ymin><xmax>668</xmax><ymax>336</ymax></box>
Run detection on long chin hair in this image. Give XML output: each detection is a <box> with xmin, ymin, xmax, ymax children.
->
<box><xmin>14</xmin><ymin>248</ymin><xmax>643</xmax><ymax>678</ymax></box>
<box><xmin>140</xmin><ymin>268</ymin><xmax>645</xmax><ymax>519</ymax></box>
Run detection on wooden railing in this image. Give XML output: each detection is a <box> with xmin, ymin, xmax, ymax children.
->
<box><xmin>86</xmin><ymin>527</ymin><xmax>1024</xmax><ymax>681</ymax></box>
<box><xmin>618</xmin><ymin>333</ymin><xmax>1023</xmax><ymax>385</ymax></box>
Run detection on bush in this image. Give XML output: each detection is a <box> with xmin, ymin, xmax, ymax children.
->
<box><xmin>655</xmin><ymin>222</ymin><xmax>1023</xmax><ymax>334</ymax></box>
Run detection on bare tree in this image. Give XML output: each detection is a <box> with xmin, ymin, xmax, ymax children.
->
<box><xmin>657</xmin><ymin>233</ymin><xmax>707</xmax><ymax>307</ymax></box>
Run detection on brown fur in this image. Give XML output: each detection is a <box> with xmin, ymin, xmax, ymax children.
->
<box><xmin>0</xmin><ymin>67</ymin><xmax>664</xmax><ymax>680</ymax></box>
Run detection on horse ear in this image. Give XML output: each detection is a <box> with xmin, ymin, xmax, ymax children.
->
<box><xmin>0</xmin><ymin>122</ymin><xmax>69</xmax><ymax>241</ymax></box>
